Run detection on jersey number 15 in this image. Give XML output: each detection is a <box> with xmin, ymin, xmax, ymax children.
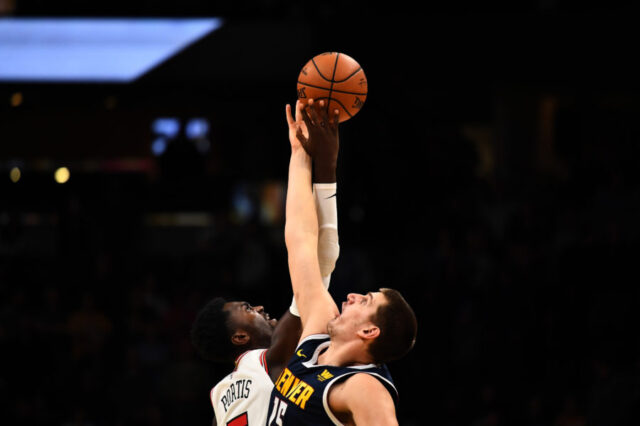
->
<box><xmin>268</xmin><ymin>396</ymin><xmax>288</xmax><ymax>426</ymax></box>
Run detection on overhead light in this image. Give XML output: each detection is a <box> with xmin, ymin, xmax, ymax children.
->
<box><xmin>186</xmin><ymin>118</ymin><xmax>210</xmax><ymax>139</ymax></box>
<box><xmin>151</xmin><ymin>137</ymin><xmax>168</xmax><ymax>156</ymax></box>
<box><xmin>152</xmin><ymin>117</ymin><xmax>180</xmax><ymax>139</ymax></box>
<box><xmin>10</xmin><ymin>92</ymin><xmax>22</xmax><ymax>107</ymax></box>
<box><xmin>0</xmin><ymin>18</ymin><xmax>223</xmax><ymax>82</ymax></box>
<box><xmin>9</xmin><ymin>167</ymin><xmax>21</xmax><ymax>182</ymax></box>
<box><xmin>54</xmin><ymin>167</ymin><xmax>70</xmax><ymax>184</ymax></box>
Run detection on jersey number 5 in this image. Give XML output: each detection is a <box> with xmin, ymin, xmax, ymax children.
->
<box><xmin>227</xmin><ymin>412</ymin><xmax>248</xmax><ymax>426</ymax></box>
<box><xmin>268</xmin><ymin>397</ymin><xmax>288</xmax><ymax>426</ymax></box>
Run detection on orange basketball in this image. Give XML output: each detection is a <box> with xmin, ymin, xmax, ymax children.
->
<box><xmin>297</xmin><ymin>52</ymin><xmax>367</xmax><ymax>123</ymax></box>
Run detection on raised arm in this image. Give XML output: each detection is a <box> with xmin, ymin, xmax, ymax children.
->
<box><xmin>264</xmin><ymin>310</ymin><xmax>302</xmax><ymax>382</ymax></box>
<box><xmin>309</xmin><ymin>98</ymin><xmax>340</xmax><ymax>283</ymax></box>
<box><xmin>265</xmin><ymin>100</ymin><xmax>341</xmax><ymax>377</ymax></box>
<box><xmin>284</xmin><ymin>100</ymin><xmax>339</xmax><ymax>340</ymax></box>
<box><xmin>288</xmin><ymin>97</ymin><xmax>340</xmax><ymax>315</ymax></box>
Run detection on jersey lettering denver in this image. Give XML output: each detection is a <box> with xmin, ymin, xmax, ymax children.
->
<box><xmin>266</xmin><ymin>334</ymin><xmax>397</xmax><ymax>425</ymax></box>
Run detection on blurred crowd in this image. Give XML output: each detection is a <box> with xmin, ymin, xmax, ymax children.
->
<box><xmin>2</xmin><ymin>90</ymin><xmax>640</xmax><ymax>426</ymax></box>
<box><xmin>1</xmin><ymin>212</ymin><xmax>290</xmax><ymax>425</ymax></box>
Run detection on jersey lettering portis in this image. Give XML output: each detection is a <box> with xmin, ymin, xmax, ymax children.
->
<box><xmin>220</xmin><ymin>379</ymin><xmax>252</xmax><ymax>412</ymax></box>
<box><xmin>210</xmin><ymin>349</ymin><xmax>272</xmax><ymax>426</ymax></box>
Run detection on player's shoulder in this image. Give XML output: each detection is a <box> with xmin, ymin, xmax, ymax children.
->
<box><xmin>234</xmin><ymin>348</ymin><xmax>269</xmax><ymax>371</ymax></box>
<box><xmin>334</xmin><ymin>365</ymin><xmax>398</xmax><ymax>404</ymax></box>
<box><xmin>341</xmin><ymin>371</ymin><xmax>387</xmax><ymax>389</ymax></box>
<box><xmin>297</xmin><ymin>333</ymin><xmax>329</xmax><ymax>349</ymax></box>
<box><xmin>292</xmin><ymin>334</ymin><xmax>330</xmax><ymax>363</ymax></box>
<box><xmin>327</xmin><ymin>372</ymin><xmax>398</xmax><ymax>424</ymax></box>
<box><xmin>236</xmin><ymin>348</ymin><xmax>268</xmax><ymax>362</ymax></box>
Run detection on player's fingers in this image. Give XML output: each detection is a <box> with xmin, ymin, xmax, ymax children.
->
<box><xmin>330</xmin><ymin>108</ymin><xmax>340</xmax><ymax>125</ymax></box>
<box><xmin>296</xmin><ymin>125</ymin><xmax>308</xmax><ymax>146</ymax></box>
<box><xmin>317</xmin><ymin>100</ymin><xmax>333</xmax><ymax>124</ymax></box>
<box><xmin>286</xmin><ymin>104</ymin><xmax>295</xmax><ymax>127</ymax></box>
<box><xmin>297</xmin><ymin>127</ymin><xmax>312</xmax><ymax>154</ymax></box>
<box><xmin>300</xmin><ymin>103</ymin><xmax>314</xmax><ymax>129</ymax></box>
<box><xmin>306</xmin><ymin>99</ymin><xmax>323</xmax><ymax>127</ymax></box>
<box><xmin>304</xmin><ymin>98</ymin><xmax>315</xmax><ymax>124</ymax></box>
<box><xmin>294</xmin><ymin>100</ymin><xmax>305</xmax><ymax>124</ymax></box>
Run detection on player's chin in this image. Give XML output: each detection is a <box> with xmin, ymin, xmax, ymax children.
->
<box><xmin>269</xmin><ymin>318</ymin><xmax>278</xmax><ymax>328</ymax></box>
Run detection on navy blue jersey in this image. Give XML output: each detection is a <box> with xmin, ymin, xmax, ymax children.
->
<box><xmin>265</xmin><ymin>334</ymin><xmax>397</xmax><ymax>425</ymax></box>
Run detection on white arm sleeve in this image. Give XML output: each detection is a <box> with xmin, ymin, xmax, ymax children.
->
<box><xmin>289</xmin><ymin>183</ymin><xmax>339</xmax><ymax>316</ymax></box>
<box><xmin>314</xmin><ymin>183</ymin><xmax>340</xmax><ymax>277</ymax></box>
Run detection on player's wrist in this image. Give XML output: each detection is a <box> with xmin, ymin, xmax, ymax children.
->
<box><xmin>290</xmin><ymin>144</ymin><xmax>307</xmax><ymax>155</ymax></box>
<box><xmin>290</xmin><ymin>149</ymin><xmax>312</xmax><ymax>169</ymax></box>
<box><xmin>313</xmin><ymin>165</ymin><xmax>337</xmax><ymax>183</ymax></box>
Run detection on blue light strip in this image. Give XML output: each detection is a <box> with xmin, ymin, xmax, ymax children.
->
<box><xmin>0</xmin><ymin>18</ymin><xmax>223</xmax><ymax>82</ymax></box>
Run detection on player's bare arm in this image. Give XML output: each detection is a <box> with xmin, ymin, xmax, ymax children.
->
<box><xmin>266</xmin><ymin>100</ymin><xmax>340</xmax><ymax>378</ymax></box>
<box><xmin>284</xmin><ymin>100</ymin><xmax>339</xmax><ymax>339</ymax></box>
<box><xmin>327</xmin><ymin>373</ymin><xmax>399</xmax><ymax>426</ymax></box>
<box><xmin>264</xmin><ymin>311</ymin><xmax>303</xmax><ymax>381</ymax></box>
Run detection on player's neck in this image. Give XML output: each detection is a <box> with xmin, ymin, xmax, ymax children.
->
<box><xmin>317</xmin><ymin>340</ymin><xmax>374</xmax><ymax>367</ymax></box>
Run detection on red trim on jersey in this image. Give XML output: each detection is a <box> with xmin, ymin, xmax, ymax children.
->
<box><xmin>227</xmin><ymin>412</ymin><xmax>248</xmax><ymax>426</ymax></box>
<box><xmin>233</xmin><ymin>351</ymin><xmax>250</xmax><ymax>372</ymax></box>
<box><xmin>260</xmin><ymin>349</ymin><xmax>269</xmax><ymax>374</ymax></box>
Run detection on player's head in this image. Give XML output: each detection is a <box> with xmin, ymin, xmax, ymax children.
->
<box><xmin>328</xmin><ymin>288</ymin><xmax>417</xmax><ymax>363</ymax></box>
<box><xmin>191</xmin><ymin>297</ymin><xmax>277</xmax><ymax>362</ymax></box>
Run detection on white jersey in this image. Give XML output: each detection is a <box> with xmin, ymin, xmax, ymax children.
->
<box><xmin>210</xmin><ymin>349</ymin><xmax>273</xmax><ymax>426</ymax></box>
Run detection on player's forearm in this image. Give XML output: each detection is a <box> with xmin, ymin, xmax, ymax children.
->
<box><xmin>289</xmin><ymin>183</ymin><xmax>338</xmax><ymax>317</ymax></box>
<box><xmin>314</xmin><ymin>184</ymin><xmax>339</xmax><ymax>278</ymax></box>
<box><xmin>288</xmin><ymin>244</ymin><xmax>336</xmax><ymax>329</ymax></box>
<box><xmin>284</xmin><ymin>149</ymin><xmax>318</xmax><ymax>247</ymax></box>
<box><xmin>266</xmin><ymin>310</ymin><xmax>302</xmax><ymax>381</ymax></box>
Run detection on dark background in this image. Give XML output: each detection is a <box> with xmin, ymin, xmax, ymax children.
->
<box><xmin>2</xmin><ymin>2</ymin><xmax>640</xmax><ymax>425</ymax></box>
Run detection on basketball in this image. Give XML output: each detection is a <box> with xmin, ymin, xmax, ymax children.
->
<box><xmin>297</xmin><ymin>52</ymin><xmax>367</xmax><ymax>123</ymax></box>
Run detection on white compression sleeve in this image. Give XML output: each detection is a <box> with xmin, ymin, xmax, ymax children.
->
<box><xmin>314</xmin><ymin>183</ymin><xmax>340</xmax><ymax>277</ymax></box>
<box><xmin>289</xmin><ymin>183</ymin><xmax>339</xmax><ymax>316</ymax></box>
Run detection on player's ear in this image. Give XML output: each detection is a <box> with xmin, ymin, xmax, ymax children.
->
<box><xmin>357</xmin><ymin>324</ymin><xmax>380</xmax><ymax>341</ymax></box>
<box><xmin>231</xmin><ymin>330</ymin><xmax>250</xmax><ymax>346</ymax></box>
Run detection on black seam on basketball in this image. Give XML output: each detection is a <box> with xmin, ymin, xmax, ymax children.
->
<box><xmin>328</xmin><ymin>53</ymin><xmax>340</xmax><ymax>114</ymax></box>
<box><xmin>311</xmin><ymin>58</ymin><xmax>334</xmax><ymax>83</ymax></box>
<box><xmin>297</xmin><ymin>81</ymin><xmax>367</xmax><ymax>96</ymax></box>
<box><xmin>326</xmin><ymin>97</ymin><xmax>354</xmax><ymax>118</ymax></box>
<box><xmin>297</xmin><ymin>81</ymin><xmax>332</xmax><ymax>91</ymax></box>
<box><xmin>332</xmin><ymin>67</ymin><xmax>363</xmax><ymax>83</ymax></box>
<box><xmin>327</xmin><ymin>88</ymin><xmax>367</xmax><ymax>96</ymax></box>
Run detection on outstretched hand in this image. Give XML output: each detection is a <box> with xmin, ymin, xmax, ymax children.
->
<box><xmin>297</xmin><ymin>99</ymin><xmax>340</xmax><ymax>172</ymax></box>
<box><xmin>286</xmin><ymin>100</ymin><xmax>308</xmax><ymax>153</ymax></box>
<box><xmin>286</xmin><ymin>98</ymin><xmax>340</xmax><ymax>183</ymax></box>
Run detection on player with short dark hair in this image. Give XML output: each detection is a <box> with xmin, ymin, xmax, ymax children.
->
<box><xmin>191</xmin><ymin>297</ymin><xmax>234</xmax><ymax>362</ymax></box>
<box><xmin>190</xmin><ymin>298</ymin><xmax>278</xmax><ymax>363</ymax></box>
<box><xmin>265</xmin><ymin>99</ymin><xmax>417</xmax><ymax>425</ymax></box>
<box><xmin>191</xmin><ymin>297</ymin><xmax>303</xmax><ymax>426</ymax></box>
<box><xmin>366</xmin><ymin>287</ymin><xmax>417</xmax><ymax>363</ymax></box>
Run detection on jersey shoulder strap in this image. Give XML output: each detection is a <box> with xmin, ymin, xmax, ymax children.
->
<box><xmin>234</xmin><ymin>348</ymin><xmax>269</xmax><ymax>374</ymax></box>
